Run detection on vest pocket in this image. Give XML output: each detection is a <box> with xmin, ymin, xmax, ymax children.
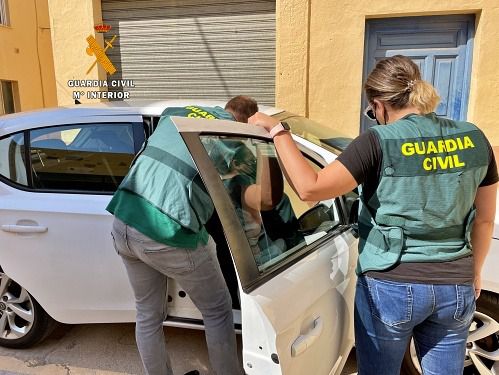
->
<box><xmin>359</xmin><ymin>225</ymin><xmax>404</xmax><ymax>272</ymax></box>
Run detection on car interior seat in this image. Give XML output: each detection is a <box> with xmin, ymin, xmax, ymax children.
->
<box><xmin>91</xmin><ymin>130</ymin><xmax>133</xmax><ymax>153</ymax></box>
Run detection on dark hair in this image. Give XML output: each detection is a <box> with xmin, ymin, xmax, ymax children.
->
<box><xmin>225</xmin><ymin>95</ymin><xmax>259</xmax><ymax>123</ymax></box>
<box><xmin>364</xmin><ymin>55</ymin><xmax>440</xmax><ymax>114</ymax></box>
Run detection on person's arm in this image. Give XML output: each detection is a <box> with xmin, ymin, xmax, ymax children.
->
<box><xmin>249</xmin><ymin>112</ymin><xmax>358</xmax><ymax>201</ymax></box>
<box><xmin>243</xmin><ymin>144</ymin><xmax>284</xmax><ymax>211</ymax></box>
<box><xmin>471</xmin><ymin>183</ymin><xmax>497</xmax><ymax>298</ymax></box>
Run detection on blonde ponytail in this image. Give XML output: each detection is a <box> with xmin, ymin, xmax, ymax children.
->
<box><xmin>408</xmin><ymin>80</ymin><xmax>440</xmax><ymax>114</ymax></box>
<box><xmin>365</xmin><ymin>55</ymin><xmax>440</xmax><ymax>114</ymax></box>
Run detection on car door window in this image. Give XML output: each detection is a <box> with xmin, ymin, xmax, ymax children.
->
<box><xmin>0</xmin><ymin>132</ymin><xmax>27</xmax><ymax>185</ymax></box>
<box><xmin>201</xmin><ymin>135</ymin><xmax>340</xmax><ymax>272</ymax></box>
<box><xmin>30</xmin><ymin>123</ymin><xmax>135</xmax><ymax>192</ymax></box>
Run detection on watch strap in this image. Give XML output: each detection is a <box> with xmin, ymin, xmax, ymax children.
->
<box><xmin>269</xmin><ymin>123</ymin><xmax>290</xmax><ymax>138</ymax></box>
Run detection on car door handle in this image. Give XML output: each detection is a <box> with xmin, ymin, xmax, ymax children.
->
<box><xmin>1</xmin><ymin>224</ymin><xmax>48</xmax><ymax>233</ymax></box>
<box><xmin>291</xmin><ymin>317</ymin><xmax>323</xmax><ymax>357</ymax></box>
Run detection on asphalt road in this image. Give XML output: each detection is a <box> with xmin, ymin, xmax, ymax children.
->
<box><xmin>0</xmin><ymin>323</ymin><xmax>357</xmax><ymax>375</ymax></box>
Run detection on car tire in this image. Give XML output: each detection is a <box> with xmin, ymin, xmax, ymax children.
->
<box><xmin>0</xmin><ymin>271</ymin><xmax>58</xmax><ymax>348</ymax></box>
<box><xmin>401</xmin><ymin>291</ymin><xmax>499</xmax><ymax>375</ymax></box>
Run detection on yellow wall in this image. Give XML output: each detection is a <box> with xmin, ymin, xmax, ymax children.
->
<box><xmin>276</xmin><ymin>0</ymin><xmax>499</xmax><ymax>146</ymax></box>
<box><xmin>48</xmin><ymin>0</ymin><xmax>106</xmax><ymax>106</ymax></box>
<box><xmin>46</xmin><ymin>1</ymin><xmax>499</xmax><ymax>146</ymax></box>
<box><xmin>0</xmin><ymin>0</ymin><xmax>57</xmax><ymax>111</ymax></box>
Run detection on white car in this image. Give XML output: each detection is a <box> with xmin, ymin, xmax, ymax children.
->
<box><xmin>0</xmin><ymin>100</ymin><xmax>359</xmax><ymax>375</ymax></box>
<box><xmin>1</xmin><ymin>101</ymin><xmax>497</xmax><ymax>375</ymax></box>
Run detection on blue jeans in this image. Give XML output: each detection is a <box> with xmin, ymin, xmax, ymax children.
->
<box><xmin>355</xmin><ymin>275</ymin><xmax>475</xmax><ymax>375</ymax></box>
<box><xmin>111</xmin><ymin>218</ymin><xmax>242</xmax><ymax>375</ymax></box>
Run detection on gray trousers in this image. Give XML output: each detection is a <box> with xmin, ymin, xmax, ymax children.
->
<box><xmin>111</xmin><ymin>218</ymin><xmax>242</xmax><ymax>375</ymax></box>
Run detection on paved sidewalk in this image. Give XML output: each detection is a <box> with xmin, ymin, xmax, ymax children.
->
<box><xmin>0</xmin><ymin>323</ymin><xmax>357</xmax><ymax>374</ymax></box>
<box><xmin>0</xmin><ymin>356</ymin><xmax>130</xmax><ymax>374</ymax></box>
<box><xmin>0</xmin><ymin>324</ymin><xmax>202</xmax><ymax>375</ymax></box>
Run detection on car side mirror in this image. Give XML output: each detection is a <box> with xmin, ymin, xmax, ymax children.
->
<box><xmin>298</xmin><ymin>204</ymin><xmax>337</xmax><ymax>234</ymax></box>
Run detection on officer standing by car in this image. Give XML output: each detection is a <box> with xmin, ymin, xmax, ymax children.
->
<box><xmin>107</xmin><ymin>100</ymin><xmax>257</xmax><ymax>375</ymax></box>
<box><xmin>249</xmin><ymin>55</ymin><xmax>498</xmax><ymax>374</ymax></box>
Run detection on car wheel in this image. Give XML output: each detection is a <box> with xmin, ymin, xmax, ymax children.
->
<box><xmin>402</xmin><ymin>292</ymin><xmax>499</xmax><ymax>375</ymax></box>
<box><xmin>0</xmin><ymin>271</ymin><xmax>57</xmax><ymax>348</ymax></box>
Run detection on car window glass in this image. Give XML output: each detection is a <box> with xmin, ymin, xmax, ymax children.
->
<box><xmin>273</xmin><ymin>111</ymin><xmax>353</xmax><ymax>153</ymax></box>
<box><xmin>0</xmin><ymin>132</ymin><xmax>27</xmax><ymax>185</ymax></box>
<box><xmin>30</xmin><ymin>123</ymin><xmax>135</xmax><ymax>192</ymax></box>
<box><xmin>201</xmin><ymin>136</ymin><xmax>340</xmax><ymax>272</ymax></box>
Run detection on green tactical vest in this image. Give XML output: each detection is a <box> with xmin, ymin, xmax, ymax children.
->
<box><xmin>356</xmin><ymin>113</ymin><xmax>489</xmax><ymax>274</ymax></box>
<box><xmin>118</xmin><ymin>105</ymin><xmax>234</xmax><ymax>233</ymax></box>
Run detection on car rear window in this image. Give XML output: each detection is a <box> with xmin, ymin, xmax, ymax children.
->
<box><xmin>29</xmin><ymin>123</ymin><xmax>135</xmax><ymax>192</ymax></box>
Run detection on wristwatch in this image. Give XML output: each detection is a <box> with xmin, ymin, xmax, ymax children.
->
<box><xmin>269</xmin><ymin>121</ymin><xmax>291</xmax><ymax>138</ymax></box>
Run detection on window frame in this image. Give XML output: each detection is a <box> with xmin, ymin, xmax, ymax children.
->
<box><xmin>0</xmin><ymin>0</ymin><xmax>9</xmax><ymax>26</ymax></box>
<box><xmin>181</xmin><ymin>131</ymin><xmax>353</xmax><ymax>293</ymax></box>
<box><xmin>0</xmin><ymin>80</ymin><xmax>17</xmax><ymax>115</ymax></box>
<box><xmin>0</xmin><ymin>122</ymin><xmax>145</xmax><ymax>194</ymax></box>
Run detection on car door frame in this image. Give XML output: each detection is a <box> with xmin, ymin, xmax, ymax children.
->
<box><xmin>174</xmin><ymin>116</ymin><xmax>354</xmax><ymax>292</ymax></box>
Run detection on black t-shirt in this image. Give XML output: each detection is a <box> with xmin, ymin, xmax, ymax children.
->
<box><xmin>337</xmin><ymin>126</ymin><xmax>498</xmax><ymax>284</ymax></box>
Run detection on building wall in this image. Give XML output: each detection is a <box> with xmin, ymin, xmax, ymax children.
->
<box><xmin>276</xmin><ymin>0</ymin><xmax>499</xmax><ymax>146</ymax></box>
<box><xmin>0</xmin><ymin>0</ymin><xmax>57</xmax><ymax>111</ymax></box>
<box><xmin>48</xmin><ymin>0</ymin><xmax>105</xmax><ymax>106</ymax></box>
<box><xmin>46</xmin><ymin>1</ymin><xmax>499</xmax><ymax>146</ymax></box>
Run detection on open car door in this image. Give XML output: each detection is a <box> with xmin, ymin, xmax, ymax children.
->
<box><xmin>174</xmin><ymin>116</ymin><xmax>358</xmax><ymax>375</ymax></box>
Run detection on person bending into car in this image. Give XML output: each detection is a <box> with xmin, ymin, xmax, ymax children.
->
<box><xmin>223</xmin><ymin>97</ymin><xmax>303</xmax><ymax>263</ymax></box>
<box><xmin>107</xmin><ymin>103</ymin><xmax>247</xmax><ymax>375</ymax></box>
<box><xmin>248</xmin><ymin>55</ymin><xmax>498</xmax><ymax>375</ymax></box>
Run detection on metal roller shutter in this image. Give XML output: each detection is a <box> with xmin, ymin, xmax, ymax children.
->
<box><xmin>101</xmin><ymin>0</ymin><xmax>276</xmax><ymax>104</ymax></box>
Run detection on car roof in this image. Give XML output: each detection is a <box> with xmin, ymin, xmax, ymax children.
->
<box><xmin>0</xmin><ymin>100</ymin><xmax>283</xmax><ymax>136</ymax></box>
<box><xmin>0</xmin><ymin>100</ymin><xmax>350</xmax><ymax>157</ymax></box>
